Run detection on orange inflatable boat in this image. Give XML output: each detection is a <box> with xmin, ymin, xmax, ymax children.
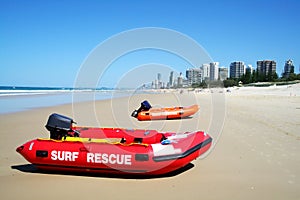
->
<box><xmin>131</xmin><ymin>101</ymin><xmax>199</xmax><ymax>121</ymax></box>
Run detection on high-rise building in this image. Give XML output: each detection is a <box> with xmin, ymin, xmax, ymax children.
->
<box><xmin>256</xmin><ymin>60</ymin><xmax>276</xmax><ymax>76</ymax></box>
<box><xmin>168</xmin><ymin>71</ymin><xmax>174</xmax><ymax>87</ymax></box>
<box><xmin>157</xmin><ymin>73</ymin><xmax>161</xmax><ymax>82</ymax></box>
<box><xmin>156</xmin><ymin>73</ymin><xmax>163</xmax><ymax>88</ymax></box>
<box><xmin>218</xmin><ymin>67</ymin><xmax>228</xmax><ymax>81</ymax></box>
<box><xmin>201</xmin><ymin>64</ymin><xmax>210</xmax><ymax>81</ymax></box>
<box><xmin>246</xmin><ymin>65</ymin><xmax>253</xmax><ymax>74</ymax></box>
<box><xmin>210</xmin><ymin>62</ymin><xmax>219</xmax><ymax>81</ymax></box>
<box><xmin>177</xmin><ymin>72</ymin><xmax>183</xmax><ymax>87</ymax></box>
<box><xmin>186</xmin><ymin>68</ymin><xmax>201</xmax><ymax>85</ymax></box>
<box><xmin>283</xmin><ymin>59</ymin><xmax>294</xmax><ymax>78</ymax></box>
<box><xmin>230</xmin><ymin>61</ymin><xmax>245</xmax><ymax>78</ymax></box>
<box><xmin>152</xmin><ymin>79</ymin><xmax>159</xmax><ymax>89</ymax></box>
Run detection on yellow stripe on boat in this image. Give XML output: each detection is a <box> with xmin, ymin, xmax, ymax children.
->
<box><xmin>37</xmin><ymin>137</ymin><xmax>148</xmax><ymax>147</ymax></box>
<box><xmin>63</xmin><ymin>137</ymin><xmax>122</xmax><ymax>143</ymax></box>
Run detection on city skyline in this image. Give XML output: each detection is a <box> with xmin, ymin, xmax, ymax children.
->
<box><xmin>151</xmin><ymin>58</ymin><xmax>298</xmax><ymax>88</ymax></box>
<box><xmin>1</xmin><ymin>0</ymin><xmax>300</xmax><ymax>88</ymax></box>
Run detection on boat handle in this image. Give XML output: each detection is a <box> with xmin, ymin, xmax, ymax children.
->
<box><xmin>79</xmin><ymin>147</ymin><xmax>89</xmax><ymax>152</ymax></box>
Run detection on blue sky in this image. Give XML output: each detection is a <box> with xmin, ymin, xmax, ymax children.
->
<box><xmin>1</xmin><ymin>0</ymin><xmax>300</xmax><ymax>88</ymax></box>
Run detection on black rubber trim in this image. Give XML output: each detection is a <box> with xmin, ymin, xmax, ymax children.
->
<box><xmin>135</xmin><ymin>154</ymin><xmax>149</xmax><ymax>161</ymax></box>
<box><xmin>36</xmin><ymin>150</ymin><xmax>48</xmax><ymax>158</ymax></box>
<box><xmin>153</xmin><ymin>137</ymin><xmax>212</xmax><ymax>162</ymax></box>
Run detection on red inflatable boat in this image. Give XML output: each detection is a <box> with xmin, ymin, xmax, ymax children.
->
<box><xmin>131</xmin><ymin>100</ymin><xmax>199</xmax><ymax>121</ymax></box>
<box><xmin>16</xmin><ymin>113</ymin><xmax>212</xmax><ymax>176</ymax></box>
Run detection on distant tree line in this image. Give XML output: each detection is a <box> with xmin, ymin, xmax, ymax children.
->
<box><xmin>223</xmin><ymin>70</ymin><xmax>300</xmax><ymax>88</ymax></box>
<box><xmin>191</xmin><ymin>81</ymin><xmax>208</xmax><ymax>88</ymax></box>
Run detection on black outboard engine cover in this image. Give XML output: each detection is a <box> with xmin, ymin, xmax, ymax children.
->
<box><xmin>141</xmin><ymin>100</ymin><xmax>152</xmax><ymax>110</ymax></box>
<box><xmin>131</xmin><ymin>100</ymin><xmax>152</xmax><ymax>118</ymax></box>
<box><xmin>45</xmin><ymin>113</ymin><xmax>78</xmax><ymax>139</ymax></box>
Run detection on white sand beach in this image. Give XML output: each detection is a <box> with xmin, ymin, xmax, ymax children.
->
<box><xmin>0</xmin><ymin>84</ymin><xmax>299</xmax><ymax>200</ymax></box>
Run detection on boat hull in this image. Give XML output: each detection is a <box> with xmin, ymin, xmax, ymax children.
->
<box><xmin>137</xmin><ymin>105</ymin><xmax>199</xmax><ymax>121</ymax></box>
<box><xmin>16</xmin><ymin>127</ymin><xmax>212</xmax><ymax>176</ymax></box>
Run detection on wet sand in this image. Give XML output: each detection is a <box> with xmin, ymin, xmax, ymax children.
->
<box><xmin>1</xmin><ymin>84</ymin><xmax>299</xmax><ymax>200</ymax></box>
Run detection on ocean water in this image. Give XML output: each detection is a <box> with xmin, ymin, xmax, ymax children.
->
<box><xmin>0</xmin><ymin>86</ymin><xmax>134</xmax><ymax>114</ymax></box>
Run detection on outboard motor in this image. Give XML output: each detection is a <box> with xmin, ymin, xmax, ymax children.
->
<box><xmin>131</xmin><ymin>100</ymin><xmax>152</xmax><ymax>118</ymax></box>
<box><xmin>45</xmin><ymin>113</ymin><xmax>79</xmax><ymax>140</ymax></box>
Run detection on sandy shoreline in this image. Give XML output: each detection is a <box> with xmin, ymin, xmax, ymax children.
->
<box><xmin>1</xmin><ymin>85</ymin><xmax>299</xmax><ymax>200</ymax></box>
